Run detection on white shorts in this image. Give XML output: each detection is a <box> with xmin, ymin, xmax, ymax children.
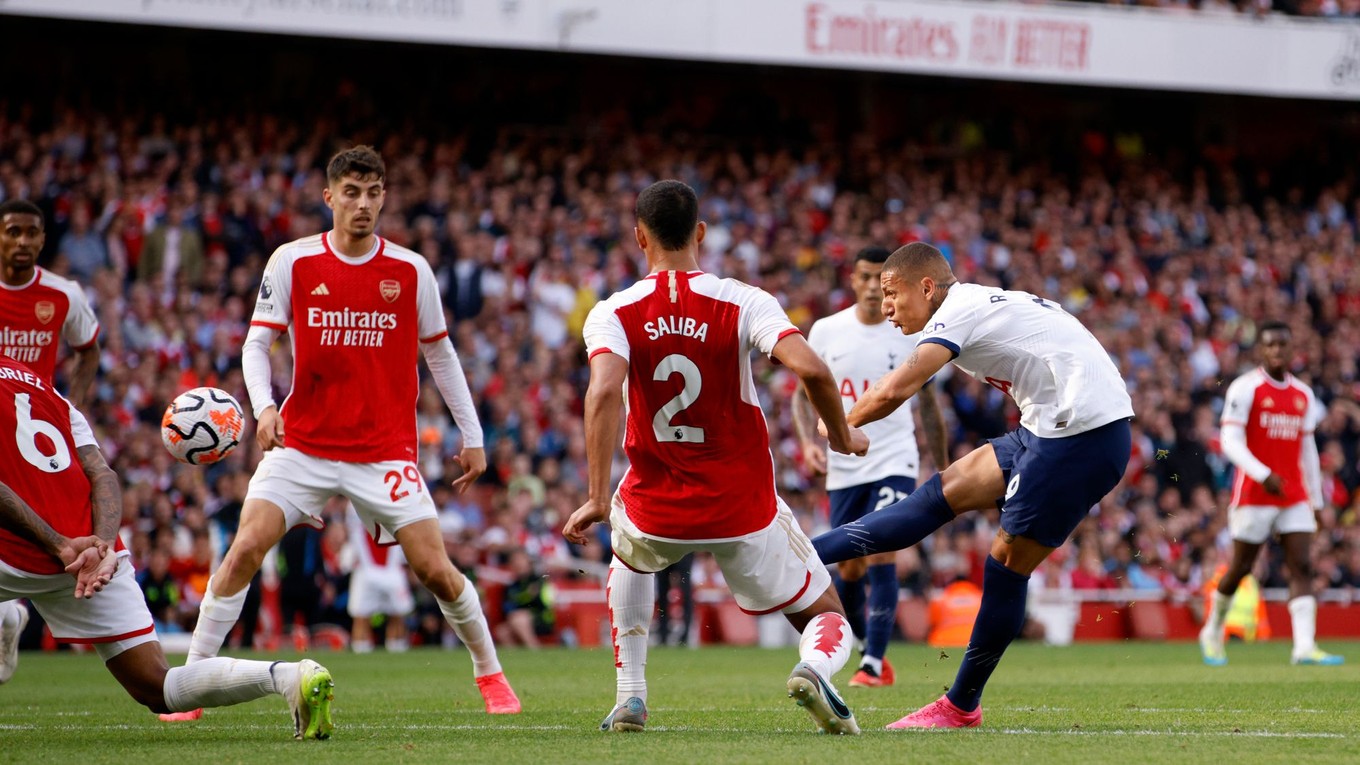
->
<box><xmin>348</xmin><ymin>566</ymin><xmax>414</xmax><ymax>618</ymax></box>
<box><xmin>248</xmin><ymin>448</ymin><xmax>438</xmax><ymax>543</ymax></box>
<box><xmin>1228</xmin><ymin>501</ymin><xmax>1318</xmax><ymax>545</ymax></box>
<box><xmin>0</xmin><ymin>554</ymin><xmax>157</xmax><ymax>661</ymax></box>
<box><xmin>610</xmin><ymin>494</ymin><xmax>830</xmax><ymax>615</ymax></box>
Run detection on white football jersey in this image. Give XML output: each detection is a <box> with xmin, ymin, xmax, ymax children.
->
<box><xmin>807</xmin><ymin>307</ymin><xmax>922</xmax><ymax>490</ymax></box>
<box><xmin>919</xmin><ymin>283</ymin><xmax>1133</xmax><ymax>438</ymax></box>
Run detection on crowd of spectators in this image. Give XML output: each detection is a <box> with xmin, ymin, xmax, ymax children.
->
<box><xmin>1072</xmin><ymin>0</ymin><xmax>1360</xmax><ymax>19</ymax></box>
<box><xmin>4</xmin><ymin>69</ymin><xmax>1360</xmax><ymax>648</ymax></box>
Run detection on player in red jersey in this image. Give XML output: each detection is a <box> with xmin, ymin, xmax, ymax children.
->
<box><xmin>1199</xmin><ymin>321</ymin><xmax>1343</xmax><ymax>667</ymax></box>
<box><xmin>0</xmin><ymin>200</ymin><xmax>100</xmax><ymax>410</ymax></box>
<box><xmin>0</xmin><ymin>199</ymin><xmax>103</xmax><ymax>674</ymax></box>
<box><xmin>0</xmin><ymin>357</ymin><xmax>335</xmax><ymax>739</ymax></box>
<box><xmin>172</xmin><ymin>146</ymin><xmax>520</xmax><ymax>720</ymax></box>
<box><xmin>564</xmin><ymin>180</ymin><xmax>870</xmax><ymax>735</ymax></box>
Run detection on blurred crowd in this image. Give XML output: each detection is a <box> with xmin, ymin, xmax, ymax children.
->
<box><xmin>3</xmin><ymin>83</ymin><xmax>1360</xmax><ymax>647</ymax></box>
<box><xmin>1073</xmin><ymin>0</ymin><xmax>1360</xmax><ymax>19</ymax></box>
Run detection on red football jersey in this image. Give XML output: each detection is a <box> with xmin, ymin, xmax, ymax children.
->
<box><xmin>0</xmin><ymin>357</ymin><xmax>101</xmax><ymax>574</ymax></box>
<box><xmin>0</xmin><ymin>268</ymin><xmax>99</xmax><ymax>384</ymax></box>
<box><xmin>1222</xmin><ymin>367</ymin><xmax>1318</xmax><ymax>507</ymax></box>
<box><xmin>583</xmin><ymin>270</ymin><xmax>801</xmax><ymax>541</ymax></box>
<box><xmin>250</xmin><ymin>233</ymin><xmax>449</xmax><ymax>463</ymax></box>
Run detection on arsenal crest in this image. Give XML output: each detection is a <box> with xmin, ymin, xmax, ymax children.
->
<box><xmin>34</xmin><ymin>301</ymin><xmax>55</xmax><ymax>324</ymax></box>
<box><xmin>379</xmin><ymin>279</ymin><xmax>401</xmax><ymax>303</ymax></box>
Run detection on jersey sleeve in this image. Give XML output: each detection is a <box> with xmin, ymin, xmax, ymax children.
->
<box><xmin>583</xmin><ymin>299</ymin><xmax>629</xmax><ymax>362</ymax></box>
<box><xmin>68</xmin><ymin>400</ymin><xmax>97</xmax><ymax>449</ymax></box>
<box><xmin>742</xmin><ymin>287</ymin><xmax>799</xmax><ymax>356</ymax></box>
<box><xmin>916</xmin><ymin>292</ymin><xmax>975</xmax><ymax>359</ymax></box>
<box><xmin>251</xmin><ymin>244</ymin><xmax>294</xmax><ymax>330</ymax></box>
<box><xmin>1305</xmin><ymin>386</ymin><xmax>1324</xmax><ymax>433</ymax></box>
<box><xmin>415</xmin><ymin>258</ymin><xmax>450</xmax><ymax>343</ymax></box>
<box><xmin>1220</xmin><ymin>376</ymin><xmax>1255</xmax><ymax>426</ymax></box>
<box><xmin>59</xmin><ymin>287</ymin><xmax>100</xmax><ymax>350</ymax></box>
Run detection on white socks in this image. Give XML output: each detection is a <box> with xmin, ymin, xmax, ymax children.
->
<box><xmin>437</xmin><ymin>582</ymin><xmax>502</xmax><ymax>677</ymax></box>
<box><xmin>187</xmin><ymin>578</ymin><xmax>249</xmax><ymax>664</ymax></box>
<box><xmin>608</xmin><ymin>561</ymin><xmax>654</xmax><ymax>705</ymax></box>
<box><xmin>1289</xmin><ymin>595</ymin><xmax>1318</xmax><ymax>658</ymax></box>
<box><xmin>859</xmin><ymin>654</ymin><xmax>882</xmax><ymax>675</ymax></box>
<box><xmin>1204</xmin><ymin>589</ymin><xmax>1232</xmax><ymax>636</ymax></box>
<box><xmin>162</xmin><ymin>658</ymin><xmax>289</xmax><ymax>713</ymax></box>
<box><xmin>798</xmin><ymin>612</ymin><xmax>852</xmax><ymax>682</ymax></box>
<box><xmin>0</xmin><ymin>600</ymin><xmax>23</xmax><ymax>631</ymax></box>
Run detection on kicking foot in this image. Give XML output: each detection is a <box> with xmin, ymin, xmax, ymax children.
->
<box><xmin>886</xmin><ymin>694</ymin><xmax>982</xmax><ymax>729</ymax></box>
<box><xmin>476</xmin><ymin>671</ymin><xmax>522</xmax><ymax>714</ymax></box>
<box><xmin>288</xmin><ymin>659</ymin><xmax>335</xmax><ymax>740</ymax></box>
<box><xmin>786</xmin><ymin>662</ymin><xmax>859</xmax><ymax>735</ymax></box>
<box><xmin>599</xmin><ymin>696</ymin><xmax>647</xmax><ymax>732</ymax></box>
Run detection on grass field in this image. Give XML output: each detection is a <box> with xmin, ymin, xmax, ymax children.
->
<box><xmin>2</xmin><ymin>640</ymin><xmax>1357</xmax><ymax>765</ymax></box>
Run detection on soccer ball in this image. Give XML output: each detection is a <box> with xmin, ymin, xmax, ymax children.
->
<box><xmin>161</xmin><ymin>387</ymin><xmax>245</xmax><ymax>465</ymax></box>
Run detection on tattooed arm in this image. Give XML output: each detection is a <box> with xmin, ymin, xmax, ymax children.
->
<box><xmin>78</xmin><ymin>444</ymin><xmax>122</xmax><ymax>544</ymax></box>
<box><xmin>0</xmin><ymin>479</ymin><xmax>110</xmax><ymax>596</ymax></box>
<box><xmin>916</xmin><ymin>381</ymin><xmax>950</xmax><ymax>471</ymax></box>
<box><xmin>846</xmin><ymin>342</ymin><xmax>953</xmax><ymax>428</ymax></box>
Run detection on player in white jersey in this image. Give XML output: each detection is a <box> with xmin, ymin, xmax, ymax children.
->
<box><xmin>794</xmin><ymin>246</ymin><xmax>949</xmax><ymax>688</ymax></box>
<box><xmin>169</xmin><ymin>147</ymin><xmax>520</xmax><ymax>722</ymax></box>
<box><xmin>812</xmin><ymin>243</ymin><xmax>1133</xmax><ymax>729</ymax></box>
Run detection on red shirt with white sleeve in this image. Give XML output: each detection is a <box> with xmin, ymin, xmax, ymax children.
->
<box><xmin>249</xmin><ymin>233</ymin><xmax>449</xmax><ymax>463</ymax></box>
<box><xmin>583</xmin><ymin>270</ymin><xmax>800</xmax><ymax>541</ymax></box>
<box><xmin>1221</xmin><ymin>367</ymin><xmax>1319</xmax><ymax>507</ymax></box>
<box><xmin>0</xmin><ymin>267</ymin><xmax>99</xmax><ymax>384</ymax></box>
<box><xmin>0</xmin><ymin>357</ymin><xmax>106</xmax><ymax>574</ymax></box>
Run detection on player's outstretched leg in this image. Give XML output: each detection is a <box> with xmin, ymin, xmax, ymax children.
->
<box><xmin>786</xmin><ymin>612</ymin><xmax>858</xmax><ymax>735</ymax></box>
<box><xmin>161</xmin><ymin>577</ymin><xmax>252</xmax><ymax>722</ymax></box>
<box><xmin>812</xmin><ymin>475</ymin><xmax>955</xmax><ymax>566</ymax></box>
<box><xmin>0</xmin><ymin>600</ymin><xmax>30</xmax><ymax>685</ymax></box>
<box><xmin>601</xmin><ymin>561</ymin><xmax>653</xmax><ymax>732</ymax></box>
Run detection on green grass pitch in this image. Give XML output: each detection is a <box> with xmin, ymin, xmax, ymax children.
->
<box><xmin>2</xmin><ymin>641</ymin><xmax>1357</xmax><ymax>764</ymax></box>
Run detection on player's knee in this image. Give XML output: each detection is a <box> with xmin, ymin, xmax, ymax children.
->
<box><xmin>414</xmin><ymin>561</ymin><xmax>460</xmax><ymax>600</ymax></box>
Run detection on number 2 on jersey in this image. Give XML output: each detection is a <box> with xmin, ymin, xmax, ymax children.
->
<box><xmin>652</xmin><ymin>353</ymin><xmax>706</xmax><ymax>444</ymax></box>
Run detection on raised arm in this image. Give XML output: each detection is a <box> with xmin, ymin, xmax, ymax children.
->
<box><xmin>562</xmin><ymin>352</ymin><xmax>628</xmax><ymax>544</ymax></box>
<box><xmin>847</xmin><ymin>342</ymin><xmax>952</xmax><ymax>428</ymax></box>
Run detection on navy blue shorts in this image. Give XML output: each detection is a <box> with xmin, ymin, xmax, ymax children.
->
<box><xmin>989</xmin><ymin>418</ymin><xmax>1131</xmax><ymax>548</ymax></box>
<box><xmin>828</xmin><ymin>475</ymin><xmax>918</xmax><ymax>529</ymax></box>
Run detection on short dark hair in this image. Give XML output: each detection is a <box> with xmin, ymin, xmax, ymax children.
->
<box><xmin>1259</xmin><ymin>320</ymin><xmax>1291</xmax><ymax>338</ymax></box>
<box><xmin>326</xmin><ymin>145</ymin><xmax>385</xmax><ymax>185</ymax></box>
<box><xmin>636</xmin><ymin>180</ymin><xmax>698</xmax><ymax>251</ymax></box>
<box><xmin>855</xmin><ymin>246</ymin><xmax>891</xmax><ymax>265</ymax></box>
<box><xmin>884</xmin><ymin>241</ymin><xmax>949</xmax><ymax>279</ymax></box>
<box><xmin>0</xmin><ymin>199</ymin><xmax>44</xmax><ymax>226</ymax></box>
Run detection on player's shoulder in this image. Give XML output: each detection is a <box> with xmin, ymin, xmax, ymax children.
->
<box><xmin>268</xmin><ymin>233</ymin><xmax>327</xmax><ymax>266</ymax></box>
<box><xmin>32</xmin><ymin>268</ymin><xmax>88</xmax><ymax>302</ymax></box>
<box><xmin>597</xmin><ymin>278</ymin><xmax>657</xmax><ymax>311</ymax></box>
<box><xmin>376</xmin><ymin>238</ymin><xmax>431</xmax><ymax>272</ymax></box>
<box><xmin>688</xmin><ymin>272</ymin><xmax>777</xmax><ymax>307</ymax></box>
<box><xmin>1227</xmin><ymin>367</ymin><xmax>1266</xmax><ymax>391</ymax></box>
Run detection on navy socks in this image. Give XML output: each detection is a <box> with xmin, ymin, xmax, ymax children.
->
<box><xmin>813</xmin><ymin>474</ymin><xmax>955</xmax><ymax>565</ymax></box>
<box><xmin>946</xmin><ymin>556</ymin><xmax>1030</xmax><ymax>712</ymax></box>
<box><xmin>864</xmin><ymin>563</ymin><xmax>899</xmax><ymax>661</ymax></box>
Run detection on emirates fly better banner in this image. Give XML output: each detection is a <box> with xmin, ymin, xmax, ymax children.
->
<box><xmin>4</xmin><ymin>0</ymin><xmax>1360</xmax><ymax>100</ymax></box>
